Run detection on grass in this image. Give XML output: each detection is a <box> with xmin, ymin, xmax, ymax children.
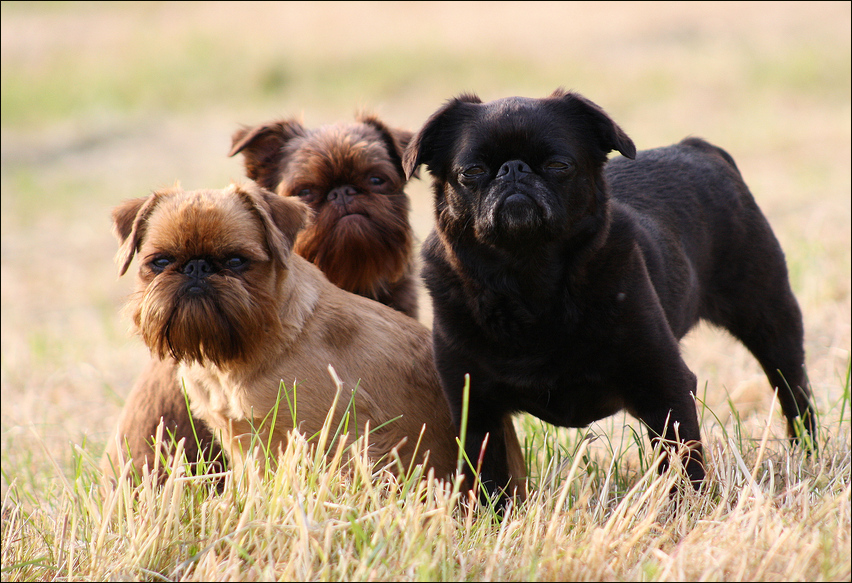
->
<box><xmin>2</xmin><ymin>364</ymin><xmax>850</xmax><ymax>581</ymax></box>
<box><xmin>1</xmin><ymin>2</ymin><xmax>850</xmax><ymax>581</ymax></box>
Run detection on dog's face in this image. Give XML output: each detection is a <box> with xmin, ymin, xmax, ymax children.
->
<box><xmin>112</xmin><ymin>183</ymin><xmax>311</xmax><ymax>366</ymax></box>
<box><xmin>404</xmin><ymin>89</ymin><xmax>636</xmax><ymax>251</ymax></box>
<box><xmin>229</xmin><ymin>115</ymin><xmax>414</xmax><ymax>295</ymax></box>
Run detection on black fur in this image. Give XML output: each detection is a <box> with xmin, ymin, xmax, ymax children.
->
<box><xmin>404</xmin><ymin>89</ymin><xmax>815</xmax><ymax>502</ymax></box>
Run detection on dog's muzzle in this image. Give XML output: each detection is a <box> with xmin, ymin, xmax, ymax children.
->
<box><xmin>494</xmin><ymin>160</ymin><xmax>541</xmax><ymax>217</ymax></box>
<box><xmin>474</xmin><ymin>159</ymin><xmax>555</xmax><ymax>245</ymax></box>
<box><xmin>182</xmin><ymin>258</ymin><xmax>214</xmax><ymax>295</ymax></box>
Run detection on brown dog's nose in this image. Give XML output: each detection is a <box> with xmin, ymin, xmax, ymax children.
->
<box><xmin>327</xmin><ymin>185</ymin><xmax>358</xmax><ymax>204</ymax></box>
<box><xmin>183</xmin><ymin>258</ymin><xmax>213</xmax><ymax>279</ymax></box>
<box><xmin>497</xmin><ymin>160</ymin><xmax>533</xmax><ymax>180</ymax></box>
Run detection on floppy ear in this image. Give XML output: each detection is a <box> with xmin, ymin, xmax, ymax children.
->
<box><xmin>357</xmin><ymin>113</ymin><xmax>416</xmax><ymax>178</ymax></box>
<box><xmin>112</xmin><ymin>191</ymin><xmax>168</xmax><ymax>277</ymax></box>
<box><xmin>228</xmin><ymin>120</ymin><xmax>307</xmax><ymax>191</ymax></box>
<box><xmin>402</xmin><ymin>93</ymin><xmax>482</xmax><ymax>180</ymax></box>
<box><xmin>550</xmin><ymin>88</ymin><xmax>636</xmax><ymax>160</ymax></box>
<box><xmin>234</xmin><ymin>182</ymin><xmax>313</xmax><ymax>268</ymax></box>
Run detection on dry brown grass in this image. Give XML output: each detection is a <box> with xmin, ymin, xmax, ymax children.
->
<box><xmin>2</xmin><ymin>2</ymin><xmax>850</xmax><ymax>581</ymax></box>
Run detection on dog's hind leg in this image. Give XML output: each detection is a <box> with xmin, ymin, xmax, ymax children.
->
<box><xmin>702</xmin><ymin>248</ymin><xmax>816</xmax><ymax>441</ymax></box>
<box><xmin>715</xmin><ymin>291</ymin><xmax>815</xmax><ymax>442</ymax></box>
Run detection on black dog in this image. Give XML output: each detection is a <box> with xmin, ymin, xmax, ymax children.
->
<box><xmin>403</xmin><ymin>89</ymin><xmax>815</xmax><ymax>501</ymax></box>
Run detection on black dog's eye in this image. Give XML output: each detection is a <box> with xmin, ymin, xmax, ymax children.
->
<box><xmin>224</xmin><ymin>256</ymin><xmax>248</xmax><ymax>271</ymax></box>
<box><xmin>150</xmin><ymin>256</ymin><xmax>173</xmax><ymax>273</ymax></box>
<box><xmin>545</xmin><ymin>159</ymin><xmax>575</xmax><ymax>174</ymax></box>
<box><xmin>369</xmin><ymin>175</ymin><xmax>386</xmax><ymax>186</ymax></box>
<box><xmin>296</xmin><ymin>188</ymin><xmax>312</xmax><ymax>198</ymax></box>
<box><xmin>461</xmin><ymin>165</ymin><xmax>486</xmax><ymax>179</ymax></box>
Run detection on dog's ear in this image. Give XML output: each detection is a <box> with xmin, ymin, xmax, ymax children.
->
<box><xmin>550</xmin><ymin>88</ymin><xmax>636</xmax><ymax>160</ymax></box>
<box><xmin>357</xmin><ymin>113</ymin><xmax>416</xmax><ymax>178</ymax></box>
<box><xmin>234</xmin><ymin>182</ymin><xmax>312</xmax><ymax>268</ymax></box>
<box><xmin>229</xmin><ymin>120</ymin><xmax>307</xmax><ymax>191</ymax></box>
<box><xmin>112</xmin><ymin>190</ymin><xmax>169</xmax><ymax>277</ymax></box>
<box><xmin>403</xmin><ymin>93</ymin><xmax>482</xmax><ymax>180</ymax></box>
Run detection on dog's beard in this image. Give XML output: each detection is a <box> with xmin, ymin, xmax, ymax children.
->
<box><xmin>295</xmin><ymin>194</ymin><xmax>412</xmax><ymax>297</ymax></box>
<box><xmin>475</xmin><ymin>187</ymin><xmax>558</xmax><ymax>247</ymax></box>
<box><xmin>494</xmin><ymin>193</ymin><xmax>545</xmax><ymax>234</ymax></box>
<box><xmin>129</xmin><ymin>274</ymin><xmax>283</xmax><ymax>367</ymax></box>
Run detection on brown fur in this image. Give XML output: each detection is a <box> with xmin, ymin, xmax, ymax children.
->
<box><xmin>104</xmin><ymin>115</ymin><xmax>419</xmax><ymax>483</ymax></box>
<box><xmin>102</xmin><ymin>359</ymin><xmax>222</xmax><ymax>479</ymax></box>
<box><xmin>229</xmin><ymin>114</ymin><xmax>417</xmax><ymax>316</ymax></box>
<box><xmin>106</xmin><ymin>183</ymin><xmax>525</xmax><ymax>496</ymax></box>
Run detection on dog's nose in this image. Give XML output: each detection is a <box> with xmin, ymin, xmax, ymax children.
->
<box><xmin>497</xmin><ymin>160</ymin><xmax>533</xmax><ymax>180</ymax></box>
<box><xmin>327</xmin><ymin>185</ymin><xmax>358</xmax><ymax>204</ymax></box>
<box><xmin>183</xmin><ymin>258</ymin><xmax>213</xmax><ymax>279</ymax></box>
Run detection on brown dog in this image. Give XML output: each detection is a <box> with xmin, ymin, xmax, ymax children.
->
<box><xmin>106</xmin><ymin>183</ymin><xmax>525</xmax><ymax>494</ymax></box>
<box><xmin>102</xmin><ymin>357</ymin><xmax>221</xmax><ymax>480</ymax></box>
<box><xmin>230</xmin><ymin>114</ymin><xmax>418</xmax><ymax>316</ymax></box>
<box><xmin>104</xmin><ymin>115</ymin><xmax>420</xmax><ymax>481</ymax></box>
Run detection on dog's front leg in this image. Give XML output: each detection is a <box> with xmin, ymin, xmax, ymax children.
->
<box><xmin>625</xmin><ymin>361</ymin><xmax>706</xmax><ymax>489</ymax></box>
<box><xmin>432</xmin><ymin>337</ymin><xmax>513</xmax><ymax>508</ymax></box>
<box><xmin>462</xmin><ymin>404</ymin><xmax>514</xmax><ymax>508</ymax></box>
<box><xmin>447</xmin><ymin>377</ymin><xmax>514</xmax><ymax>506</ymax></box>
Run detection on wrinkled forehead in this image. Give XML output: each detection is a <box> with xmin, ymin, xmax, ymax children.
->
<box><xmin>278</xmin><ymin>122</ymin><xmax>401</xmax><ymax>189</ymax></box>
<box><xmin>455</xmin><ymin>97</ymin><xmax>580</xmax><ymax>164</ymax></box>
<box><xmin>292</xmin><ymin>123</ymin><xmax>391</xmax><ymax>166</ymax></box>
<box><xmin>142</xmin><ymin>190</ymin><xmax>268</xmax><ymax>259</ymax></box>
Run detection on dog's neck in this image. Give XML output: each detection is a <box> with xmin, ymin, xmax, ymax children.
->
<box><xmin>439</xmin><ymin>199</ymin><xmax>612</xmax><ymax>295</ymax></box>
<box><xmin>427</xmin><ymin>190</ymin><xmax>613</xmax><ymax>342</ymax></box>
<box><xmin>275</xmin><ymin>255</ymin><xmax>321</xmax><ymax>346</ymax></box>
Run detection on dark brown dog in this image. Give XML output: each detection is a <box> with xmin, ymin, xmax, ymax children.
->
<box><xmin>404</xmin><ymin>89</ymin><xmax>815</xmax><ymax>503</ymax></box>
<box><xmin>106</xmin><ymin>183</ymin><xmax>525</xmax><ymax>494</ymax></box>
<box><xmin>230</xmin><ymin>114</ymin><xmax>418</xmax><ymax>316</ymax></box>
<box><xmin>103</xmin><ymin>115</ymin><xmax>420</xmax><ymax>482</ymax></box>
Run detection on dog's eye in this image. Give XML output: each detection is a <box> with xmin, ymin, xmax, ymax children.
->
<box><xmin>224</xmin><ymin>257</ymin><xmax>248</xmax><ymax>270</ymax></box>
<box><xmin>296</xmin><ymin>188</ymin><xmax>316</xmax><ymax>204</ymax></box>
<box><xmin>545</xmin><ymin>160</ymin><xmax>574</xmax><ymax>173</ymax></box>
<box><xmin>150</xmin><ymin>257</ymin><xmax>173</xmax><ymax>272</ymax></box>
<box><xmin>369</xmin><ymin>175</ymin><xmax>386</xmax><ymax>186</ymax></box>
<box><xmin>461</xmin><ymin>166</ymin><xmax>486</xmax><ymax>178</ymax></box>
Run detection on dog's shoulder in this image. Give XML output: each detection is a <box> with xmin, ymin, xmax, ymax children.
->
<box><xmin>420</xmin><ymin>230</ymin><xmax>466</xmax><ymax>301</ymax></box>
<box><xmin>581</xmin><ymin>206</ymin><xmax>645</xmax><ymax>285</ymax></box>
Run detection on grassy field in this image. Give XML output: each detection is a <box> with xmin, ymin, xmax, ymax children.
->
<box><xmin>1</xmin><ymin>1</ymin><xmax>850</xmax><ymax>581</ymax></box>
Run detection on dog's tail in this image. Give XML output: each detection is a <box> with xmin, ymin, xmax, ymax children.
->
<box><xmin>679</xmin><ymin>136</ymin><xmax>741</xmax><ymax>175</ymax></box>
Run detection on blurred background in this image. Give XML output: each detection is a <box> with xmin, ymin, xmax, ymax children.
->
<box><xmin>1</xmin><ymin>1</ymin><xmax>849</xmax><ymax>490</ymax></box>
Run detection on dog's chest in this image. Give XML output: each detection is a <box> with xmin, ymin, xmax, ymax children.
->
<box><xmin>491</xmin><ymin>344</ymin><xmax>628</xmax><ymax>427</ymax></box>
<box><xmin>445</xmin><ymin>291</ymin><xmax>632</xmax><ymax>425</ymax></box>
<box><xmin>178</xmin><ymin>363</ymin><xmax>263</xmax><ymax>427</ymax></box>
<box><xmin>512</xmin><ymin>365</ymin><xmax>626</xmax><ymax>427</ymax></box>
